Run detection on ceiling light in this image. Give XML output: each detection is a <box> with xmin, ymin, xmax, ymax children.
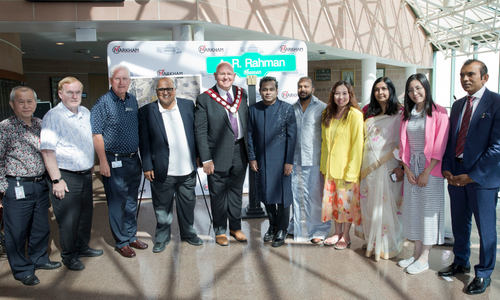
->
<box><xmin>56</xmin><ymin>43</ymin><xmax>64</xmax><ymax>45</ymax></box>
<box><xmin>93</xmin><ymin>56</ymin><xmax>100</xmax><ymax>59</ymax></box>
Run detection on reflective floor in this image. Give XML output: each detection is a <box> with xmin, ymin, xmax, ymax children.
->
<box><xmin>0</xmin><ymin>176</ymin><xmax>499</xmax><ymax>300</ymax></box>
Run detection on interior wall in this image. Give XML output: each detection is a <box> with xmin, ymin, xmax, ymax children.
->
<box><xmin>23</xmin><ymin>58</ymin><xmax>107</xmax><ymax>109</ymax></box>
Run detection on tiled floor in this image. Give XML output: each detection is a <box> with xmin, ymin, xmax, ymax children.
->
<box><xmin>0</xmin><ymin>176</ymin><xmax>499</xmax><ymax>300</ymax></box>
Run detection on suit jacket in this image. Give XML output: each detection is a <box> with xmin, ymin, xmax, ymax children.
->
<box><xmin>194</xmin><ymin>85</ymin><xmax>248</xmax><ymax>172</ymax></box>
<box><xmin>442</xmin><ymin>87</ymin><xmax>500</xmax><ymax>188</ymax></box>
<box><xmin>138</xmin><ymin>98</ymin><xmax>197</xmax><ymax>183</ymax></box>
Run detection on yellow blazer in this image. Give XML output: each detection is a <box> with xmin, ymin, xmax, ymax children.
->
<box><xmin>320</xmin><ymin>107</ymin><xmax>364</xmax><ymax>182</ymax></box>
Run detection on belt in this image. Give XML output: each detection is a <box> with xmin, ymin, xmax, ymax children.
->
<box><xmin>106</xmin><ymin>151</ymin><xmax>138</xmax><ymax>158</ymax></box>
<box><xmin>6</xmin><ymin>175</ymin><xmax>45</xmax><ymax>183</ymax></box>
<box><xmin>455</xmin><ymin>157</ymin><xmax>464</xmax><ymax>164</ymax></box>
<box><xmin>234</xmin><ymin>138</ymin><xmax>243</xmax><ymax>145</ymax></box>
<box><xmin>60</xmin><ymin>168</ymin><xmax>92</xmax><ymax>175</ymax></box>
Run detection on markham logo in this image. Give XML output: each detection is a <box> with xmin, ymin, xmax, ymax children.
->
<box><xmin>281</xmin><ymin>91</ymin><xmax>298</xmax><ymax>99</ymax></box>
<box><xmin>279</xmin><ymin>45</ymin><xmax>304</xmax><ymax>53</ymax></box>
<box><xmin>198</xmin><ymin>45</ymin><xmax>224</xmax><ymax>53</ymax></box>
<box><xmin>112</xmin><ymin>46</ymin><xmax>140</xmax><ymax>54</ymax></box>
<box><xmin>157</xmin><ymin>69</ymin><xmax>183</xmax><ymax>76</ymax></box>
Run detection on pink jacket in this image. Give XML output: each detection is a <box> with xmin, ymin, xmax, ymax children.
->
<box><xmin>399</xmin><ymin>104</ymin><xmax>450</xmax><ymax>177</ymax></box>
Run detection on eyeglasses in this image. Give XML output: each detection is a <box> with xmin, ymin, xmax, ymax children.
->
<box><xmin>407</xmin><ymin>86</ymin><xmax>423</xmax><ymax>95</ymax></box>
<box><xmin>156</xmin><ymin>87</ymin><xmax>174</xmax><ymax>93</ymax></box>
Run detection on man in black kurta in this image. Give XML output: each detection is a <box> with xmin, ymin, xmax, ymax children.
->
<box><xmin>247</xmin><ymin>76</ymin><xmax>297</xmax><ymax>247</ymax></box>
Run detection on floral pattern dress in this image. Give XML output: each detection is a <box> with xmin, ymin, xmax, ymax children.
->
<box><xmin>321</xmin><ymin>119</ymin><xmax>361</xmax><ymax>225</ymax></box>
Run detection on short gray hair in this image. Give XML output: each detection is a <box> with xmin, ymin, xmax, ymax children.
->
<box><xmin>10</xmin><ymin>86</ymin><xmax>37</xmax><ymax>102</ymax></box>
<box><xmin>109</xmin><ymin>64</ymin><xmax>131</xmax><ymax>78</ymax></box>
<box><xmin>157</xmin><ymin>77</ymin><xmax>177</xmax><ymax>89</ymax></box>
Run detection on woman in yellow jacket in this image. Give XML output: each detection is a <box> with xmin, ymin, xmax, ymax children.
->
<box><xmin>320</xmin><ymin>80</ymin><xmax>364</xmax><ymax>249</ymax></box>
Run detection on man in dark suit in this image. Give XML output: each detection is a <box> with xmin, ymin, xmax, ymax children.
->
<box><xmin>441</xmin><ymin>59</ymin><xmax>500</xmax><ymax>295</ymax></box>
<box><xmin>139</xmin><ymin>77</ymin><xmax>203</xmax><ymax>253</ymax></box>
<box><xmin>195</xmin><ymin>62</ymin><xmax>248</xmax><ymax>246</ymax></box>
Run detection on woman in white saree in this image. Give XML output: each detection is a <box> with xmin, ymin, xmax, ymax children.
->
<box><xmin>355</xmin><ymin>77</ymin><xmax>405</xmax><ymax>261</ymax></box>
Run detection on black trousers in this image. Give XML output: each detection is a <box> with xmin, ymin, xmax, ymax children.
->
<box><xmin>150</xmin><ymin>171</ymin><xmax>197</xmax><ymax>243</ymax></box>
<box><xmin>3</xmin><ymin>177</ymin><xmax>50</xmax><ymax>279</ymax></box>
<box><xmin>266</xmin><ymin>204</ymin><xmax>290</xmax><ymax>230</ymax></box>
<box><xmin>51</xmin><ymin>170</ymin><xmax>93</xmax><ymax>260</ymax></box>
<box><xmin>207</xmin><ymin>141</ymin><xmax>248</xmax><ymax>235</ymax></box>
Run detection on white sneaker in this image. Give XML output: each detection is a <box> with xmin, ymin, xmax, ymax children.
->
<box><xmin>398</xmin><ymin>257</ymin><xmax>415</xmax><ymax>268</ymax></box>
<box><xmin>406</xmin><ymin>260</ymin><xmax>429</xmax><ymax>275</ymax></box>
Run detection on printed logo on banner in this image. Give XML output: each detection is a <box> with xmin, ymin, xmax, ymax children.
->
<box><xmin>157</xmin><ymin>70</ymin><xmax>184</xmax><ymax>76</ymax></box>
<box><xmin>157</xmin><ymin>45</ymin><xmax>182</xmax><ymax>55</ymax></box>
<box><xmin>198</xmin><ymin>45</ymin><xmax>225</xmax><ymax>53</ymax></box>
<box><xmin>281</xmin><ymin>91</ymin><xmax>298</xmax><ymax>99</ymax></box>
<box><xmin>112</xmin><ymin>46</ymin><xmax>140</xmax><ymax>54</ymax></box>
<box><xmin>279</xmin><ymin>45</ymin><xmax>304</xmax><ymax>53</ymax></box>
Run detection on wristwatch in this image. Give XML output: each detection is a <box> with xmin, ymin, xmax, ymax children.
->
<box><xmin>51</xmin><ymin>177</ymin><xmax>63</xmax><ymax>184</ymax></box>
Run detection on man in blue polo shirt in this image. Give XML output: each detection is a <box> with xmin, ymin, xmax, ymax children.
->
<box><xmin>91</xmin><ymin>64</ymin><xmax>148</xmax><ymax>258</ymax></box>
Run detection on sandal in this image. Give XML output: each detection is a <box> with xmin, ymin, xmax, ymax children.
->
<box><xmin>334</xmin><ymin>237</ymin><xmax>351</xmax><ymax>250</ymax></box>
<box><xmin>324</xmin><ymin>234</ymin><xmax>342</xmax><ymax>246</ymax></box>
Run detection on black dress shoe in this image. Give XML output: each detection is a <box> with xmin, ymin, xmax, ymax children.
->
<box><xmin>62</xmin><ymin>258</ymin><xmax>85</xmax><ymax>271</ymax></box>
<box><xmin>35</xmin><ymin>261</ymin><xmax>62</xmax><ymax>270</ymax></box>
<box><xmin>264</xmin><ymin>226</ymin><xmax>276</xmax><ymax>242</ymax></box>
<box><xmin>78</xmin><ymin>248</ymin><xmax>104</xmax><ymax>257</ymax></box>
<box><xmin>438</xmin><ymin>262</ymin><xmax>471</xmax><ymax>277</ymax></box>
<box><xmin>466</xmin><ymin>277</ymin><xmax>491</xmax><ymax>295</ymax></box>
<box><xmin>153</xmin><ymin>241</ymin><xmax>169</xmax><ymax>253</ymax></box>
<box><xmin>271</xmin><ymin>230</ymin><xmax>287</xmax><ymax>247</ymax></box>
<box><xmin>20</xmin><ymin>274</ymin><xmax>40</xmax><ymax>286</ymax></box>
<box><xmin>182</xmin><ymin>236</ymin><xmax>203</xmax><ymax>246</ymax></box>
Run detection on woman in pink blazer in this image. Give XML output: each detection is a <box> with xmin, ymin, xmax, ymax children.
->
<box><xmin>398</xmin><ymin>74</ymin><xmax>449</xmax><ymax>275</ymax></box>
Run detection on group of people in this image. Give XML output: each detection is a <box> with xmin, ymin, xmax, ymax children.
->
<box><xmin>0</xmin><ymin>59</ymin><xmax>498</xmax><ymax>295</ymax></box>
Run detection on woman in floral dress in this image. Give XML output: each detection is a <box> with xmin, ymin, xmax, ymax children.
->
<box><xmin>320</xmin><ymin>81</ymin><xmax>363</xmax><ymax>249</ymax></box>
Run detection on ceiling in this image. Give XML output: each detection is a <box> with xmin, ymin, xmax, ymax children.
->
<box><xmin>405</xmin><ymin>0</ymin><xmax>500</xmax><ymax>58</ymax></box>
<box><xmin>0</xmin><ymin>19</ymin><xmax>418</xmax><ymax>68</ymax></box>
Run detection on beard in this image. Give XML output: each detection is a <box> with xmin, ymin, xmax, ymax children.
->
<box><xmin>299</xmin><ymin>92</ymin><xmax>312</xmax><ymax>101</ymax></box>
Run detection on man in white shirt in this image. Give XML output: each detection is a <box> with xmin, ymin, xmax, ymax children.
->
<box><xmin>41</xmin><ymin>77</ymin><xmax>102</xmax><ymax>271</ymax></box>
<box><xmin>138</xmin><ymin>77</ymin><xmax>202</xmax><ymax>253</ymax></box>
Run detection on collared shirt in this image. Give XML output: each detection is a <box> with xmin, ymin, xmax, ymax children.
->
<box><xmin>293</xmin><ymin>95</ymin><xmax>327</xmax><ymax>166</ymax></box>
<box><xmin>40</xmin><ymin>102</ymin><xmax>94</xmax><ymax>171</ymax></box>
<box><xmin>91</xmin><ymin>88</ymin><xmax>139</xmax><ymax>153</ymax></box>
<box><xmin>216</xmin><ymin>84</ymin><xmax>243</xmax><ymax>140</ymax></box>
<box><xmin>0</xmin><ymin>115</ymin><xmax>46</xmax><ymax>192</ymax></box>
<box><xmin>457</xmin><ymin>86</ymin><xmax>486</xmax><ymax>158</ymax></box>
<box><xmin>158</xmin><ymin>99</ymin><xmax>194</xmax><ymax>176</ymax></box>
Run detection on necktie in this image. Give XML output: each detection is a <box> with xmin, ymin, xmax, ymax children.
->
<box><xmin>455</xmin><ymin>96</ymin><xmax>474</xmax><ymax>157</ymax></box>
<box><xmin>226</xmin><ymin>92</ymin><xmax>239</xmax><ymax>141</ymax></box>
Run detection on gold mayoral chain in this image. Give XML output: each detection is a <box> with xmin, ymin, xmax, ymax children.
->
<box><xmin>205</xmin><ymin>87</ymin><xmax>243</xmax><ymax>117</ymax></box>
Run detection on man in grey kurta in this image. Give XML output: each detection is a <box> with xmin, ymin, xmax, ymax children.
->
<box><xmin>247</xmin><ymin>76</ymin><xmax>297</xmax><ymax>247</ymax></box>
<box><xmin>288</xmin><ymin>77</ymin><xmax>331</xmax><ymax>243</ymax></box>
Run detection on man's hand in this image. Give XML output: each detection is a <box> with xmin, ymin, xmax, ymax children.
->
<box><xmin>0</xmin><ymin>192</ymin><xmax>3</xmax><ymax>207</ymax></box>
<box><xmin>203</xmin><ymin>161</ymin><xmax>215</xmax><ymax>175</ymax></box>
<box><xmin>284</xmin><ymin>163</ymin><xmax>293</xmax><ymax>176</ymax></box>
<box><xmin>100</xmin><ymin>162</ymin><xmax>111</xmax><ymax>177</ymax></box>
<box><xmin>144</xmin><ymin>170</ymin><xmax>155</xmax><ymax>182</ymax></box>
<box><xmin>442</xmin><ymin>171</ymin><xmax>455</xmax><ymax>185</ymax></box>
<box><xmin>250</xmin><ymin>160</ymin><xmax>258</xmax><ymax>172</ymax></box>
<box><xmin>453</xmin><ymin>174</ymin><xmax>473</xmax><ymax>186</ymax></box>
<box><xmin>53</xmin><ymin>180</ymin><xmax>69</xmax><ymax>199</ymax></box>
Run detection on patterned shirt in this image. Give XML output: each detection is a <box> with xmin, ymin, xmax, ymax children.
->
<box><xmin>40</xmin><ymin>103</ymin><xmax>94</xmax><ymax>171</ymax></box>
<box><xmin>91</xmin><ymin>88</ymin><xmax>139</xmax><ymax>153</ymax></box>
<box><xmin>0</xmin><ymin>115</ymin><xmax>46</xmax><ymax>193</ymax></box>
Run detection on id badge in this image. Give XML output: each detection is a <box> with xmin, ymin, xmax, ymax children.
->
<box><xmin>15</xmin><ymin>185</ymin><xmax>26</xmax><ymax>200</ymax></box>
<box><xmin>112</xmin><ymin>160</ymin><xmax>123</xmax><ymax>168</ymax></box>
